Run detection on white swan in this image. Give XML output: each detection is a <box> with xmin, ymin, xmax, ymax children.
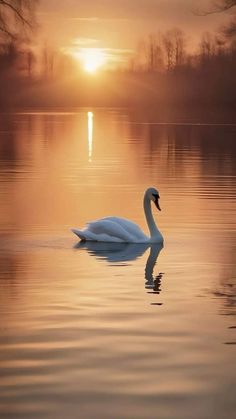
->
<box><xmin>71</xmin><ymin>187</ymin><xmax>163</xmax><ymax>243</ymax></box>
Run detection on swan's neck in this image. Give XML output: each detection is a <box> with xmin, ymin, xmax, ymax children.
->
<box><xmin>143</xmin><ymin>193</ymin><xmax>159</xmax><ymax>239</ymax></box>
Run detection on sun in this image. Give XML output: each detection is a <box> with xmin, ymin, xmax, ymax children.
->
<box><xmin>79</xmin><ymin>48</ymin><xmax>107</xmax><ymax>73</ymax></box>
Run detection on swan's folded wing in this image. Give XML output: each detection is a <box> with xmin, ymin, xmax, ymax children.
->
<box><xmin>71</xmin><ymin>227</ymin><xmax>124</xmax><ymax>242</ymax></box>
<box><xmin>101</xmin><ymin>217</ymin><xmax>148</xmax><ymax>241</ymax></box>
<box><xmin>87</xmin><ymin>219</ymin><xmax>138</xmax><ymax>242</ymax></box>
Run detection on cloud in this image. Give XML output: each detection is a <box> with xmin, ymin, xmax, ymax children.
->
<box><xmin>39</xmin><ymin>0</ymin><xmax>229</xmax><ymax>53</ymax></box>
<box><xmin>71</xmin><ymin>37</ymin><xmax>99</xmax><ymax>46</ymax></box>
<box><xmin>69</xmin><ymin>17</ymin><xmax>99</xmax><ymax>22</ymax></box>
<box><xmin>102</xmin><ymin>47</ymin><xmax>134</xmax><ymax>63</ymax></box>
<box><xmin>63</xmin><ymin>39</ymin><xmax>134</xmax><ymax>66</ymax></box>
<box><xmin>69</xmin><ymin>17</ymin><xmax>130</xmax><ymax>22</ymax></box>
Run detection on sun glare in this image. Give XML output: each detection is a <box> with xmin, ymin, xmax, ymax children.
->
<box><xmin>87</xmin><ymin>111</ymin><xmax>93</xmax><ymax>162</ymax></box>
<box><xmin>79</xmin><ymin>48</ymin><xmax>106</xmax><ymax>73</ymax></box>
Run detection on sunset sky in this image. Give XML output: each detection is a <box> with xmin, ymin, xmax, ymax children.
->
<box><xmin>38</xmin><ymin>0</ymin><xmax>233</xmax><ymax>68</ymax></box>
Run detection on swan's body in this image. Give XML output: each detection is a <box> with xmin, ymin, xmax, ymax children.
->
<box><xmin>71</xmin><ymin>187</ymin><xmax>163</xmax><ymax>244</ymax></box>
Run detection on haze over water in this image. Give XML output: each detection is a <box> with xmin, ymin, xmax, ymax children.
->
<box><xmin>0</xmin><ymin>108</ymin><xmax>235</xmax><ymax>419</ymax></box>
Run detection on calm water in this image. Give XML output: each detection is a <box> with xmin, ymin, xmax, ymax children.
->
<box><xmin>0</xmin><ymin>109</ymin><xmax>235</xmax><ymax>419</ymax></box>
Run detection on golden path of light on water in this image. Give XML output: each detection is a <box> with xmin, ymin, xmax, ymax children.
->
<box><xmin>87</xmin><ymin>111</ymin><xmax>93</xmax><ymax>162</ymax></box>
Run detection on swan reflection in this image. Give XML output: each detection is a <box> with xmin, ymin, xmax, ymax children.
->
<box><xmin>145</xmin><ymin>244</ymin><xmax>164</xmax><ymax>293</ymax></box>
<box><xmin>75</xmin><ymin>241</ymin><xmax>163</xmax><ymax>292</ymax></box>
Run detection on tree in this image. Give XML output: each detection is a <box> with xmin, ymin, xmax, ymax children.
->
<box><xmin>214</xmin><ymin>1</ymin><xmax>236</xmax><ymax>12</ymax></box>
<box><xmin>0</xmin><ymin>0</ymin><xmax>38</xmax><ymax>40</ymax></box>
<box><xmin>195</xmin><ymin>1</ymin><xmax>236</xmax><ymax>15</ymax></box>
<box><xmin>26</xmin><ymin>48</ymin><xmax>35</xmax><ymax>78</ymax></box>
<box><xmin>162</xmin><ymin>29</ymin><xmax>186</xmax><ymax>70</ymax></box>
<box><xmin>200</xmin><ymin>32</ymin><xmax>216</xmax><ymax>60</ymax></box>
<box><xmin>145</xmin><ymin>34</ymin><xmax>163</xmax><ymax>72</ymax></box>
<box><xmin>41</xmin><ymin>43</ymin><xmax>57</xmax><ymax>80</ymax></box>
<box><xmin>0</xmin><ymin>39</ymin><xmax>18</xmax><ymax>72</ymax></box>
<box><xmin>201</xmin><ymin>1</ymin><xmax>236</xmax><ymax>48</ymax></box>
<box><xmin>172</xmin><ymin>28</ymin><xmax>186</xmax><ymax>66</ymax></box>
<box><xmin>162</xmin><ymin>31</ymin><xmax>174</xmax><ymax>71</ymax></box>
<box><xmin>136</xmin><ymin>34</ymin><xmax>164</xmax><ymax>72</ymax></box>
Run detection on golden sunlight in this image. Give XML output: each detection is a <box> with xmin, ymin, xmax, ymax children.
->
<box><xmin>87</xmin><ymin>111</ymin><xmax>93</xmax><ymax>162</ymax></box>
<box><xmin>79</xmin><ymin>48</ymin><xmax>107</xmax><ymax>73</ymax></box>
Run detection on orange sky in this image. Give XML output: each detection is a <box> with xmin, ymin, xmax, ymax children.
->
<box><xmin>37</xmin><ymin>0</ymin><xmax>233</xmax><ymax>66</ymax></box>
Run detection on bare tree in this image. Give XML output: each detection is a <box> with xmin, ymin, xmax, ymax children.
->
<box><xmin>42</xmin><ymin>43</ymin><xmax>57</xmax><ymax>80</ymax></box>
<box><xmin>162</xmin><ymin>31</ymin><xmax>174</xmax><ymax>71</ymax></box>
<box><xmin>195</xmin><ymin>0</ymin><xmax>236</xmax><ymax>50</ymax></box>
<box><xmin>145</xmin><ymin>34</ymin><xmax>163</xmax><ymax>71</ymax></box>
<box><xmin>213</xmin><ymin>1</ymin><xmax>236</xmax><ymax>12</ymax></box>
<box><xmin>196</xmin><ymin>1</ymin><xmax>236</xmax><ymax>15</ymax></box>
<box><xmin>0</xmin><ymin>0</ymin><xmax>38</xmax><ymax>40</ymax></box>
<box><xmin>162</xmin><ymin>29</ymin><xmax>186</xmax><ymax>70</ymax></box>
<box><xmin>200</xmin><ymin>32</ymin><xmax>216</xmax><ymax>60</ymax></box>
<box><xmin>137</xmin><ymin>34</ymin><xmax>164</xmax><ymax>72</ymax></box>
<box><xmin>223</xmin><ymin>18</ymin><xmax>236</xmax><ymax>37</ymax></box>
<box><xmin>26</xmin><ymin>48</ymin><xmax>35</xmax><ymax>78</ymax></box>
<box><xmin>0</xmin><ymin>39</ymin><xmax>18</xmax><ymax>69</ymax></box>
<box><xmin>147</xmin><ymin>34</ymin><xmax>156</xmax><ymax>71</ymax></box>
<box><xmin>172</xmin><ymin>28</ymin><xmax>186</xmax><ymax>66</ymax></box>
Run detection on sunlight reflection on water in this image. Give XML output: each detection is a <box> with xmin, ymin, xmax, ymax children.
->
<box><xmin>0</xmin><ymin>109</ymin><xmax>235</xmax><ymax>419</ymax></box>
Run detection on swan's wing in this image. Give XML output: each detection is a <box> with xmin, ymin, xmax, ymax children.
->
<box><xmin>71</xmin><ymin>227</ymin><xmax>125</xmax><ymax>242</ymax></box>
<box><xmin>101</xmin><ymin>217</ymin><xmax>147</xmax><ymax>241</ymax></box>
<box><xmin>71</xmin><ymin>217</ymin><xmax>148</xmax><ymax>243</ymax></box>
<box><xmin>71</xmin><ymin>228</ymin><xmax>92</xmax><ymax>241</ymax></box>
<box><xmin>87</xmin><ymin>219</ymin><xmax>137</xmax><ymax>242</ymax></box>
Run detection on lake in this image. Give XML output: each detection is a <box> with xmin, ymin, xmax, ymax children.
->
<box><xmin>0</xmin><ymin>108</ymin><xmax>235</xmax><ymax>419</ymax></box>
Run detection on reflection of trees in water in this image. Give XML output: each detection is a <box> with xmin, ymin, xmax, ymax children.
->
<box><xmin>0</xmin><ymin>114</ymin><xmax>18</xmax><ymax>169</ymax></box>
<box><xmin>0</xmin><ymin>114</ymin><xmax>37</xmax><ymax>231</ymax></box>
<box><xmin>0</xmin><ymin>113</ymin><xmax>37</xmax><ymax>171</ymax></box>
<box><xmin>0</xmin><ymin>252</ymin><xmax>23</xmax><ymax>303</ymax></box>
<box><xmin>194</xmin><ymin>125</ymin><xmax>236</xmax><ymax>177</ymax></box>
<box><xmin>0</xmin><ymin>112</ymin><xmax>79</xmax><ymax>179</ymax></box>
<box><xmin>127</xmin><ymin>116</ymin><xmax>236</xmax><ymax>191</ymax></box>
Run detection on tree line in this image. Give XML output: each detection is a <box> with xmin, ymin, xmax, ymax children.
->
<box><xmin>1</xmin><ymin>0</ymin><xmax>236</xmax><ymax>106</ymax></box>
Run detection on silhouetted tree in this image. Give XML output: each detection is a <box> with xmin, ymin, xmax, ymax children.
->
<box><xmin>172</xmin><ymin>28</ymin><xmax>186</xmax><ymax>66</ymax></box>
<box><xmin>137</xmin><ymin>34</ymin><xmax>164</xmax><ymax>72</ymax></box>
<box><xmin>162</xmin><ymin>29</ymin><xmax>186</xmax><ymax>70</ymax></box>
<box><xmin>26</xmin><ymin>48</ymin><xmax>35</xmax><ymax>78</ymax></box>
<box><xmin>195</xmin><ymin>1</ymin><xmax>236</xmax><ymax>15</ymax></box>
<box><xmin>145</xmin><ymin>34</ymin><xmax>163</xmax><ymax>71</ymax></box>
<box><xmin>200</xmin><ymin>32</ymin><xmax>216</xmax><ymax>62</ymax></box>
<box><xmin>214</xmin><ymin>1</ymin><xmax>236</xmax><ymax>11</ymax></box>
<box><xmin>162</xmin><ymin>31</ymin><xmax>174</xmax><ymax>71</ymax></box>
<box><xmin>0</xmin><ymin>0</ymin><xmax>38</xmax><ymax>40</ymax></box>
<box><xmin>0</xmin><ymin>39</ymin><xmax>18</xmax><ymax>72</ymax></box>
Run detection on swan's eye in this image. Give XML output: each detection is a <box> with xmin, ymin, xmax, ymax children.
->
<box><xmin>152</xmin><ymin>193</ymin><xmax>159</xmax><ymax>199</ymax></box>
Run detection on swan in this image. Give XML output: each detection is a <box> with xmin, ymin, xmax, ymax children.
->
<box><xmin>71</xmin><ymin>187</ymin><xmax>163</xmax><ymax>243</ymax></box>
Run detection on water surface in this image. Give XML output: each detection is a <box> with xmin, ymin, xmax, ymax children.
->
<box><xmin>0</xmin><ymin>108</ymin><xmax>235</xmax><ymax>419</ymax></box>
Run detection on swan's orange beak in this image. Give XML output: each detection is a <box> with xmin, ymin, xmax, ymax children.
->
<box><xmin>154</xmin><ymin>196</ymin><xmax>161</xmax><ymax>211</ymax></box>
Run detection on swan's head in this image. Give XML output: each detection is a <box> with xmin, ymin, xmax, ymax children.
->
<box><xmin>145</xmin><ymin>187</ymin><xmax>161</xmax><ymax>211</ymax></box>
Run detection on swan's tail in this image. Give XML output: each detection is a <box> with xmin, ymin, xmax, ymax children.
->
<box><xmin>71</xmin><ymin>228</ymin><xmax>124</xmax><ymax>242</ymax></box>
<box><xmin>71</xmin><ymin>228</ymin><xmax>87</xmax><ymax>241</ymax></box>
